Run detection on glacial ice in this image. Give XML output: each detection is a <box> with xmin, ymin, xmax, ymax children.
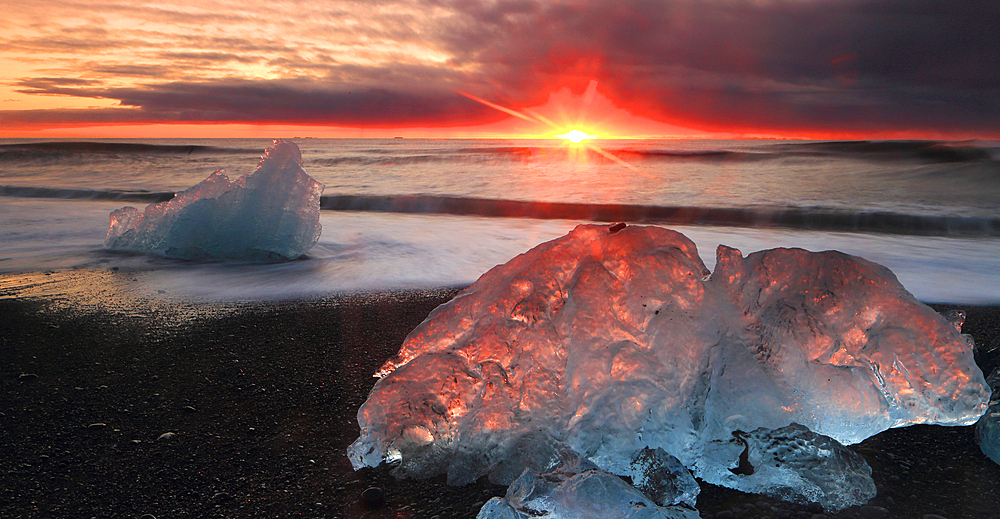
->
<box><xmin>105</xmin><ymin>140</ymin><xmax>323</xmax><ymax>261</ymax></box>
<box><xmin>975</xmin><ymin>367</ymin><xmax>1000</xmax><ymax>465</ymax></box>
<box><xmin>699</xmin><ymin>423</ymin><xmax>875</xmax><ymax>511</ymax></box>
<box><xmin>348</xmin><ymin>224</ymin><xmax>989</xmax><ymax>510</ymax></box>
<box><xmin>626</xmin><ymin>447</ymin><xmax>699</xmax><ymax>508</ymax></box>
<box><xmin>477</xmin><ymin>449</ymin><xmax>701</xmax><ymax>519</ymax></box>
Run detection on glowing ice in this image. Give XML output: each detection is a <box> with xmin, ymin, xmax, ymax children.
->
<box><xmin>105</xmin><ymin>140</ymin><xmax>323</xmax><ymax>261</ymax></box>
<box><xmin>349</xmin><ymin>224</ymin><xmax>989</xmax><ymax>510</ymax></box>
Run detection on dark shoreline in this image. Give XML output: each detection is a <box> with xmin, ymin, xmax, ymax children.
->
<box><xmin>1</xmin><ymin>273</ymin><xmax>998</xmax><ymax>519</ymax></box>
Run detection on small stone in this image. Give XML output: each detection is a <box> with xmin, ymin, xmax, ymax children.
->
<box><xmin>182</xmin><ymin>405</ymin><xmax>197</xmax><ymax>413</ymax></box>
<box><xmin>859</xmin><ymin>505</ymin><xmax>889</xmax><ymax>519</ymax></box>
<box><xmin>18</xmin><ymin>373</ymin><xmax>38</xmax><ymax>382</ymax></box>
<box><xmin>210</xmin><ymin>492</ymin><xmax>230</xmax><ymax>502</ymax></box>
<box><xmin>922</xmin><ymin>515</ymin><xmax>948</xmax><ymax>519</ymax></box>
<box><xmin>157</xmin><ymin>432</ymin><xmax>177</xmax><ymax>441</ymax></box>
<box><xmin>88</xmin><ymin>423</ymin><xmax>107</xmax><ymax>429</ymax></box>
<box><xmin>361</xmin><ymin>486</ymin><xmax>384</xmax><ymax>507</ymax></box>
<box><xmin>138</xmin><ymin>515</ymin><xmax>156</xmax><ymax>519</ymax></box>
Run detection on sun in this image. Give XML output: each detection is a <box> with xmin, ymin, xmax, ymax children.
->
<box><xmin>556</xmin><ymin>129</ymin><xmax>598</xmax><ymax>143</ymax></box>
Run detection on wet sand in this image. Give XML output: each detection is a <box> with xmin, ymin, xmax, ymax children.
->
<box><xmin>1</xmin><ymin>270</ymin><xmax>998</xmax><ymax>519</ymax></box>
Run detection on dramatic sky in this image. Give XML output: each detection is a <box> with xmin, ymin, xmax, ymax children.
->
<box><xmin>2</xmin><ymin>0</ymin><xmax>998</xmax><ymax>138</ymax></box>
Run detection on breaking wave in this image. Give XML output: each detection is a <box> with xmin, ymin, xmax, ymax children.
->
<box><xmin>321</xmin><ymin>194</ymin><xmax>1000</xmax><ymax>237</ymax></box>
<box><xmin>3</xmin><ymin>184</ymin><xmax>997</xmax><ymax>237</ymax></box>
<box><xmin>0</xmin><ymin>141</ymin><xmax>257</xmax><ymax>161</ymax></box>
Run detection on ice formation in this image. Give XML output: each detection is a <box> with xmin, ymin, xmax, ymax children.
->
<box><xmin>348</xmin><ymin>224</ymin><xmax>989</xmax><ymax>510</ymax></box>
<box><xmin>700</xmin><ymin>423</ymin><xmax>875</xmax><ymax>511</ymax></box>
<box><xmin>105</xmin><ymin>140</ymin><xmax>323</xmax><ymax>261</ymax></box>
<box><xmin>976</xmin><ymin>367</ymin><xmax>1000</xmax><ymax>465</ymax></box>
<box><xmin>477</xmin><ymin>449</ymin><xmax>700</xmax><ymax>519</ymax></box>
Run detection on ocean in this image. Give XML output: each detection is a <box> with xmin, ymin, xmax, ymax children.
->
<box><xmin>2</xmin><ymin>137</ymin><xmax>999</xmax><ymax>303</ymax></box>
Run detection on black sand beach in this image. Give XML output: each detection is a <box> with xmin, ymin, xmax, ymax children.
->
<box><xmin>2</xmin><ymin>270</ymin><xmax>998</xmax><ymax>519</ymax></box>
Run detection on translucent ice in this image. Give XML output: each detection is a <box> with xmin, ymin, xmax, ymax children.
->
<box><xmin>975</xmin><ymin>367</ymin><xmax>1000</xmax><ymax>465</ymax></box>
<box><xmin>626</xmin><ymin>448</ymin><xmax>699</xmax><ymax>508</ymax></box>
<box><xmin>349</xmin><ymin>224</ymin><xmax>989</xmax><ymax>509</ymax></box>
<box><xmin>105</xmin><ymin>140</ymin><xmax>323</xmax><ymax>261</ymax></box>
<box><xmin>476</xmin><ymin>450</ymin><xmax>700</xmax><ymax>519</ymax></box>
<box><xmin>700</xmin><ymin>423</ymin><xmax>875</xmax><ymax>511</ymax></box>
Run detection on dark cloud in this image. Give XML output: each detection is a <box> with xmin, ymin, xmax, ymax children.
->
<box><xmin>435</xmin><ymin>0</ymin><xmax>1000</xmax><ymax>135</ymax></box>
<box><xmin>2</xmin><ymin>78</ymin><xmax>498</xmax><ymax>127</ymax></box>
<box><xmin>3</xmin><ymin>0</ymin><xmax>999</xmax><ymax>135</ymax></box>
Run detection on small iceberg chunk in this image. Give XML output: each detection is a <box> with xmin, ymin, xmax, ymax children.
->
<box><xmin>476</xmin><ymin>450</ymin><xmax>700</xmax><ymax>519</ymax></box>
<box><xmin>105</xmin><ymin>140</ymin><xmax>323</xmax><ymax>262</ymax></box>
<box><xmin>699</xmin><ymin>423</ymin><xmax>875</xmax><ymax>512</ymax></box>
<box><xmin>626</xmin><ymin>448</ymin><xmax>699</xmax><ymax>508</ymax></box>
<box><xmin>976</xmin><ymin>367</ymin><xmax>1000</xmax><ymax>465</ymax></box>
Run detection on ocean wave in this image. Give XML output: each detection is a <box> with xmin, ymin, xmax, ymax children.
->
<box><xmin>320</xmin><ymin>194</ymin><xmax>1000</xmax><ymax>237</ymax></box>
<box><xmin>777</xmin><ymin>140</ymin><xmax>996</xmax><ymax>163</ymax></box>
<box><xmin>4</xmin><ymin>185</ymin><xmax>995</xmax><ymax>236</ymax></box>
<box><xmin>613</xmin><ymin>148</ymin><xmax>771</xmax><ymax>161</ymax></box>
<box><xmin>311</xmin><ymin>154</ymin><xmax>455</xmax><ymax>167</ymax></box>
<box><xmin>435</xmin><ymin>140</ymin><xmax>997</xmax><ymax>165</ymax></box>
<box><xmin>0</xmin><ymin>185</ymin><xmax>173</xmax><ymax>203</ymax></box>
<box><xmin>0</xmin><ymin>141</ymin><xmax>258</xmax><ymax>161</ymax></box>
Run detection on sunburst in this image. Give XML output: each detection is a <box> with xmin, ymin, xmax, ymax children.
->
<box><xmin>456</xmin><ymin>89</ymin><xmax>639</xmax><ymax>172</ymax></box>
<box><xmin>556</xmin><ymin>130</ymin><xmax>598</xmax><ymax>143</ymax></box>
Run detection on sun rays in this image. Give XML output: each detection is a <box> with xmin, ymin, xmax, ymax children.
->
<box><xmin>455</xmin><ymin>86</ymin><xmax>640</xmax><ymax>173</ymax></box>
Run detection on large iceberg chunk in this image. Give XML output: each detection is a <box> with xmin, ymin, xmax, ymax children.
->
<box><xmin>348</xmin><ymin>224</ymin><xmax>989</xmax><ymax>509</ymax></box>
<box><xmin>105</xmin><ymin>140</ymin><xmax>323</xmax><ymax>261</ymax></box>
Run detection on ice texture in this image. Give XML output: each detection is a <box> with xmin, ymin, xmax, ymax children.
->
<box><xmin>626</xmin><ymin>448</ymin><xmax>699</xmax><ymax>508</ymax></box>
<box><xmin>349</xmin><ymin>224</ymin><xmax>989</xmax><ymax>509</ymax></box>
<box><xmin>700</xmin><ymin>423</ymin><xmax>875</xmax><ymax>511</ymax></box>
<box><xmin>476</xmin><ymin>450</ymin><xmax>700</xmax><ymax>519</ymax></box>
<box><xmin>105</xmin><ymin>140</ymin><xmax>323</xmax><ymax>261</ymax></box>
<box><xmin>975</xmin><ymin>367</ymin><xmax>1000</xmax><ymax>465</ymax></box>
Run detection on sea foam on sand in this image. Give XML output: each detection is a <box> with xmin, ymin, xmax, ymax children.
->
<box><xmin>105</xmin><ymin>140</ymin><xmax>323</xmax><ymax>262</ymax></box>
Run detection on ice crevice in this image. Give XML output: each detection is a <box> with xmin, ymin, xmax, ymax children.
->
<box><xmin>348</xmin><ymin>224</ymin><xmax>991</xmax><ymax>514</ymax></box>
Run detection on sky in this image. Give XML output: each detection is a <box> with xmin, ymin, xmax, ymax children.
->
<box><xmin>1</xmin><ymin>0</ymin><xmax>998</xmax><ymax>139</ymax></box>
